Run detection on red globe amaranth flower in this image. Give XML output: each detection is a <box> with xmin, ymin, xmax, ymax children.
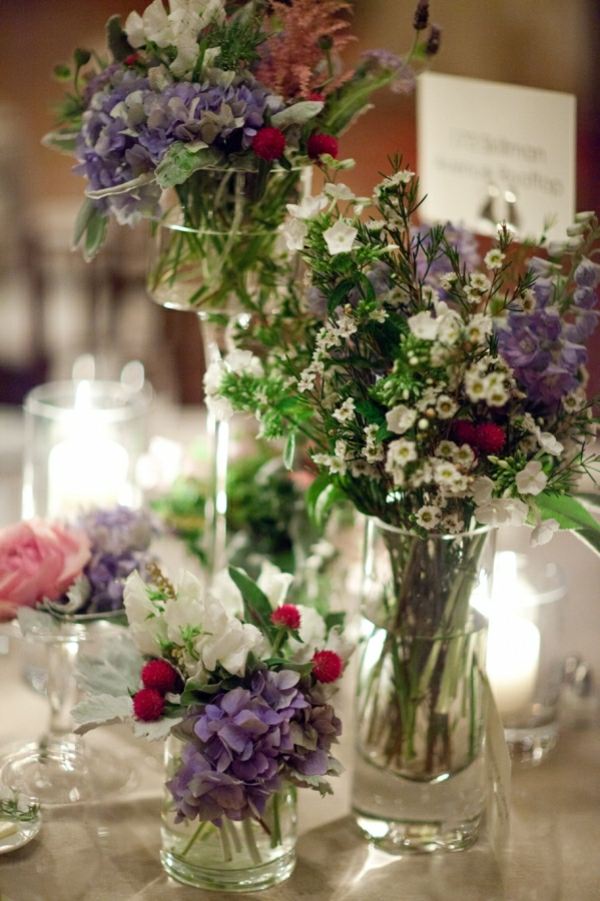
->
<box><xmin>475</xmin><ymin>423</ymin><xmax>506</xmax><ymax>454</ymax></box>
<box><xmin>124</xmin><ymin>53</ymin><xmax>140</xmax><ymax>66</ymax></box>
<box><xmin>307</xmin><ymin>92</ymin><xmax>325</xmax><ymax>102</ymax></box>
<box><xmin>307</xmin><ymin>133</ymin><xmax>339</xmax><ymax>161</ymax></box>
<box><xmin>252</xmin><ymin>127</ymin><xmax>286</xmax><ymax>161</ymax></box>
<box><xmin>271</xmin><ymin>604</ymin><xmax>301</xmax><ymax>630</ymax></box>
<box><xmin>312</xmin><ymin>650</ymin><xmax>343</xmax><ymax>683</ymax></box>
<box><xmin>451</xmin><ymin>419</ymin><xmax>478</xmax><ymax>447</ymax></box>
<box><xmin>141</xmin><ymin>659</ymin><xmax>180</xmax><ymax>695</ymax></box>
<box><xmin>133</xmin><ymin>688</ymin><xmax>165</xmax><ymax>722</ymax></box>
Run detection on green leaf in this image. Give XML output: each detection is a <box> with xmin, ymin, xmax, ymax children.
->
<box><xmin>262</xmin><ymin>658</ymin><xmax>313</xmax><ymax>674</ymax></box>
<box><xmin>306</xmin><ymin>471</ymin><xmax>331</xmax><ymax>527</ymax></box>
<box><xmin>573</xmin><ymin>528</ymin><xmax>600</xmax><ymax>557</ymax></box>
<box><xmin>325</xmin><ymin>611</ymin><xmax>346</xmax><ymax>632</ymax></box>
<box><xmin>155</xmin><ymin>143</ymin><xmax>221</xmax><ymax>189</ymax></box>
<box><xmin>179</xmin><ymin>679</ymin><xmax>223</xmax><ymax>706</ymax></box>
<box><xmin>228</xmin><ymin>566</ymin><xmax>277</xmax><ymax>642</ymax></box>
<box><xmin>536</xmin><ymin>493</ymin><xmax>600</xmax><ymax>533</ymax></box>
<box><xmin>42</xmin><ymin>130</ymin><xmax>79</xmax><ymax>154</ymax></box>
<box><xmin>283</xmin><ymin>432</ymin><xmax>296</xmax><ymax>471</ymax></box>
<box><xmin>82</xmin><ymin>207</ymin><xmax>108</xmax><ymax>263</ymax></box>
<box><xmin>106</xmin><ymin>15</ymin><xmax>132</xmax><ymax>62</ymax></box>
<box><xmin>328</xmin><ymin>278</ymin><xmax>355</xmax><ymax>314</ymax></box>
<box><xmin>73</xmin><ymin>198</ymin><xmax>97</xmax><ymax>249</ymax></box>
<box><xmin>271</xmin><ymin>101</ymin><xmax>323</xmax><ymax>129</ymax></box>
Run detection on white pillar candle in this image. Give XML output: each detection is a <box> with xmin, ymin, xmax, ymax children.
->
<box><xmin>486</xmin><ymin>614</ymin><xmax>541</xmax><ymax>718</ymax></box>
<box><xmin>46</xmin><ymin>381</ymin><xmax>131</xmax><ymax>516</ymax></box>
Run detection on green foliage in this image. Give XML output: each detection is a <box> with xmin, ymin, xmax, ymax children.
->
<box><xmin>212</xmin><ymin>16</ymin><xmax>267</xmax><ymax>71</ymax></box>
<box><xmin>73</xmin><ymin>199</ymin><xmax>108</xmax><ymax>261</ymax></box>
<box><xmin>53</xmin><ymin>63</ymin><xmax>72</xmax><ymax>82</ymax></box>
<box><xmin>106</xmin><ymin>15</ymin><xmax>133</xmax><ymax>62</ymax></box>
<box><xmin>228</xmin><ymin>566</ymin><xmax>278</xmax><ymax>643</ymax></box>
<box><xmin>156</xmin><ymin>143</ymin><xmax>222</xmax><ymax>189</ymax></box>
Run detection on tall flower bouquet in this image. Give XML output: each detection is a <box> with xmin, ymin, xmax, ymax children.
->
<box><xmin>45</xmin><ymin>0</ymin><xmax>439</xmax><ymax>313</ymax></box>
<box><xmin>212</xmin><ymin>163</ymin><xmax>600</xmax><ymax>848</ymax></box>
<box><xmin>74</xmin><ymin>562</ymin><xmax>351</xmax><ymax>889</ymax></box>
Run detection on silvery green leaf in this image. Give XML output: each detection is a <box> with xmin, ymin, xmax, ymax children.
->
<box><xmin>41</xmin><ymin>130</ymin><xmax>79</xmax><ymax>154</ymax></box>
<box><xmin>73</xmin><ymin>694</ymin><xmax>133</xmax><ymax>734</ymax></box>
<box><xmin>17</xmin><ymin>608</ymin><xmax>61</xmax><ymax>638</ymax></box>
<box><xmin>155</xmin><ymin>143</ymin><xmax>221</xmax><ymax>189</ymax></box>
<box><xmin>76</xmin><ymin>639</ymin><xmax>144</xmax><ymax>697</ymax></box>
<box><xmin>271</xmin><ymin>101</ymin><xmax>323</xmax><ymax>129</ymax></box>
<box><xmin>285</xmin><ymin>769</ymin><xmax>334</xmax><ymax>797</ymax></box>
<box><xmin>133</xmin><ymin>716</ymin><xmax>182</xmax><ymax>741</ymax></box>
<box><xmin>57</xmin><ymin>575</ymin><xmax>92</xmax><ymax>613</ymax></box>
<box><xmin>85</xmin><ymin>172</ymin><xmax>155</xmax><ymax>199</ymax></box>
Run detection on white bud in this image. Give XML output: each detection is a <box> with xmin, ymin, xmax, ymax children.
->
<box><xmin>575</xmin><ymin>211</ymin><xmax>595</xmax><ymax>223</ymax></box>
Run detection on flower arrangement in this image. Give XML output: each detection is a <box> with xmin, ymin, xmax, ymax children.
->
<box><xmin>0</xmin><ymin>506</ymin><xmax>157</xmax><ymax>623</ymax></box>
<box><xmin>214</xmin><ymin>162</ymin><xmax>600</xmax><ymax>549</ymax></box>
<box><xmin>73</xmin><ymin>561</ymin><xmax>351</xmax><ymax>871</ymax></box>
<box><xmin>45</xmin><ymin>0</ymin><xmax>440</xmax><ymax>312</ymax></box>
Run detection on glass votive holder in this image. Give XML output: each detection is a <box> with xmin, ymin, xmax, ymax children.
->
<box><xmin>22</xmin><ymin>379</ymin><xmax>151</xmax><ymax>519</ymax></box>
<box><xmin>486</xmin><ymin>549</ymin><xmax>565</xmax><ymax>766</ymax></box>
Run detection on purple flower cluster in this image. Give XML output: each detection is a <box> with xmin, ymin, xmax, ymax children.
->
<box><xmin>361</xmin><ymin>50</ymin><xmax>415</xmax><ymax>95</ymax></box>
<box><xmin>167</xmin><ymin>669</ymin><xmax>341</xmax><ymax>824</ymax></box>
<box><xmin>497</xmin><ymin>258</ymin><xmax>599</xmax><ymax>407</ymax></box>
<box><xmin>75</xmin><ymin>506</ymin><xmax>156</xmax><ymax>613</ymax></box>
<box><xmin>76</xmin><ymin>65</ymin><xmax>282</xmax><ymax>224</ymax></box>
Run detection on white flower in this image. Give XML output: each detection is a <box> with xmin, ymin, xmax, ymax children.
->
<box><xmin>281</xmin><ymin>217</ymin><xmax>308</xmax><ymax>251</ymax></box>
<box><xmin>469</xmin><ymin>273</ymin><xmax>492</xmax><ymax>293</ymax></box>
<box><xmin>289</xmin><ymin>606</ymin><xmax>327</xmax><ymax>662</ymax></box>
<box><xmin>323</xmin><ymin>219</ymin><xmax>358</xmax><ymax>255</ymax></box>
<box><xmin>439</xmin><ymin>272</ymin><xmax>458</xmax><ymax>292</ymax></box>
<box><xmin>437</xmin><ymin>440</ymin><xmax>458</xmax><ymax>458</ymax></box>
<box><xmin>369</xmin><ymin>308</ymin><xmax>388</xmax><ymax>323</ymax></box>
<box><xmin>436</xmin><ymin>311</ymin><xmax>463</xmax><ymax>345</ymax></box>
<box><xmin>209</xmin><ymin>569</ymin><xmax>244</xmax><ymax>618</ymax></box>
<box><xmin>515</xmin><ymin>460</ymin><xmax>547</xmax><ymax>496</ymax></box>
<box><xmin>387</xmin><ymin>438</ymin><xmax>417</xmax><ymax>466</ymax></box>
<box><xmin>537</xmin><ymin>431</ymin><xmax>563</xmax><ymax>457</ymax></box>
<box><xmin>225</xmin><ymin>349</ymin><xmax>263</xmax><ymax>378</ymax></box>
<box><xmin>203</xmin><ymin>358</ymin><xmax>225</xmax><ymax>395</ymax></box>
<box><xmin>332</xmin><ymin>397</ymin><xmax>356</xmax><ymax>424</ymax></box>
<box><xmin>386</xmin><ymin>404</ymin><xmax>417</xmax><ymax>434</ymax></box>
<box><xmin>466</xmin><ymin>313</ymin><xmax>493</xmax><ymax>345</ymax></box>
<box><xmin>415</xmin><ymin>505</ymin><xmax>442</xmax><ymax>530</ymax></box>
<box><xmin>435</xmin><ymin>394</ymin><xmax>458</xmax><ymax>419</ymax></box>
<box><xmin>486</xmin><ymin>382</ymin><xmax>510</xmax><ymax>407</ymax></box>
<box><xmin>472</xmin><ymin>476</ymin><xmax>495</xmax><ymax>506</ymax></box>
<box><xmin>475</xmin><ymin>498</ymin><xmax>528</xmax><ymax>527</ymax></box>
<box><xmin>198</xmin><ymin>617</ymin><xmax>265</xmax><ymax>677</ymax></box>
<box><xmin>381</xmin><ymin>169</ymin><xmax>415</xmax><ymax>188</ymax></box>
<box><xmin>464</xmin><ymin>370</ymin><xmax>488</xmax><ymax>403</ymax></box>
<box><xmin>324</xmin><ymin>182</ymin><xmax>355</xmax><ymax>201</ymax></box>
<box><xmin>334</xmin><ymin>309</ymin><xmax>357</xmax><ymax>338</ymax></box>
<box><xmin>123</xmin><ymin>570</ymin><xmax>166</xmax><ymax>655</ymax></box>
<box><xmin>408</xmin><ymin>310</ymin><xmax>438</xmax><ymax>340</ymax></box>
<box><xmin>257</xmin><ymin>561</ymin><xmax>294</xmax><ymax>608</ymax></box>
<box><xmin>163</xmin><ymin>570</ymin><xmax>207</xmax><ymax>644</ymax></box>
<box><xmin>366</xmin><ymin>219</ymin><xmax>386</xmax><ymax>232</ymax></box>
<box><xmin>531</xmin><ymin>518</ymin><xmax>560</xmax><ymax>546</ymax></box>
<box><xmin>433</xmin><ymin>459</ymin><xmax>461</xmax><ymax>487</ymax></box>
<box><xmin>286</xmin><ymin>194</ymin><xmax>328</xmax><ymax>220</ymax></box>
<box><xmin>484</xmin><ymin>249</ymin><xmax>505</xmax><ymax>270</ymax></box>
<box><xmin>453</xmin><ymin>444</ymin><xmax>476</xmax><ymax>469</ymax></box>
<box><xmin>205</xmin><ymin>393</ymin><xmax>234</xmax><ymax>421</ymax></box>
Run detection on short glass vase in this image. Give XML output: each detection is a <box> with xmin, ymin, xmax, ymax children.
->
<box><xmin>351</xmin><ymin>518</ymin><xmax>495</xmax><ymax>854</ymax></box>
<box><xmin>160</xmin><ymin>736</ymin><xmax>297</xmax><ymax>892</ymax></box>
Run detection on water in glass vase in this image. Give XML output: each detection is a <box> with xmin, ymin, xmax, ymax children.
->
<box><xmin>161</xmin><ymin>735</ymin><xmax>297</xmax><ymax>893</ymax></box>
<box><xmin>351</xmin><ymin>520</ymin><xmax>494</xmax><ymax>854</ymax></box>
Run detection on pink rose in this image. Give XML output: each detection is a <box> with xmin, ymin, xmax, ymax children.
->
<box><xmin>0</xmin><ymin>520</ymin><xmax>91</xmax><ymax>620</ymax></box>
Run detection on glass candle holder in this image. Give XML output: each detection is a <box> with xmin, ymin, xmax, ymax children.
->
<box><xmin>22</xmin><ymin>379</ymin><xmax>151</xmax><ymax>519</ymax></box>
<box><xmin>486</xmin><ymin>549</ymin><xmax>565</xmax><ymax>766</ymax></box>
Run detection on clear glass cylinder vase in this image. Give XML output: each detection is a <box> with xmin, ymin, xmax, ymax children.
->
<box><xmin>352</xmin><ymin>519</ymin><xmax>495</xmax><ymax>853</ymax></box>
<box><xmin>160</xmin><ymin>736</ymin><xmax>297</xmax><ymax>892</ymax></box>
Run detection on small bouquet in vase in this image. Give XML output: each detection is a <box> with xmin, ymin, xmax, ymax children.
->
<box><xmin>73</xmin><ymin>561</ymin><xmax>352</xmax><ymax>889</ymax></box>
<box><xmin>44</xmin><ymin>0</ymin><xmax>440</xmax><ymax>314</ymax></box>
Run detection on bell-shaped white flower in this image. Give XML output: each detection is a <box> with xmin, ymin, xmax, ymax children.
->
<box><xmin>323</xmin><ymin>219</ymin><xmax>358</xmax><ymax>256</ymax></box>
<box><xmin>123</xmin><ymin>570</ymin><xmax>167</xmax><ymax>655</ymax></box>
<box><xmin>257</xmin><ymin>561</ymin><xmax>294</xmax><ymax>608</ymax></box>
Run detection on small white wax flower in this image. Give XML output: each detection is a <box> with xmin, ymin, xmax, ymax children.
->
<box><xmin>386</xmin><ymin>438</ymin><xmax>417</xmax><ymax>466</ymax></box>
<box><xmin>281</xmin><ymin>217</ymin><xmax>308</xmax><ymax>251</ymax></box>
<box><xmin>469</xmin><ymin>272</ymin><xmax>492</xmax><ymax>293</ymax></box>
<box><xmin>257</xmin><ymin>561</ymin><xmax>294</xmax><ymax>608</ymax></box>
<box><xmin>383</xmin><ymin>169</ymin><xmax>415</xmax><ymax>187</ymax></box>
<box><xmin>531</xmin><ymin>518</ymin><xmax>560</xmax><ymax>547</ymax></box>
<box><xmin>225</xmin><ymin>349</ymin><xmax>263</xmax><ymax>378</ymax></box>
<box><xmin>386</xmin><ymin>404</ymin><xmax>417</xmax><ymax>434</ymax></box>
<box><xmin>286</xmin><ymin>194</ymin><xmax>328</xmax><ymax>220</ymax></box>
<box><xmin>323</xmin><ymin>219</ymin><xmax>358</xmax><ymax>255</ymax></box>
<box><xmin>332</xmin><ymin>397</ymin><xmax>356</xmax><ymax>424</ymax></box>
<box><xmin>408</xmin><ymin>310</ymin><xmax>439</xmax><ymax>340</ymax></box>
<box><xmin>484</xmin><ymin>249</ymin><xmax>506</xmax><ymax>270</ymax></box>
<box><xmin>436</xmin><ymin>394</ymin><xmax>458</xmax><ymax>419</ymax></box>
<box><xmin>466</xmin><ymin>313</ymin><xmax>493</xmax><ymax>345</ymax></box>
<box><xmin>439</xmin><ymin>272</ymin><xmax>458</xmax><ymax>291</ymax></box>
<box><xmin>205</xmin><ymin>393</ymin><xmax>234</xmax><ymax>421</ymax></box>
<box><xmin>515</xmin><ymin>460</ymin><xmax>548</xmax><ymax>496</ymax></box>
<box><xmin>415</xmin><ymin>505</ymin><xmax>442</xmax><ymax>530</ymax></box>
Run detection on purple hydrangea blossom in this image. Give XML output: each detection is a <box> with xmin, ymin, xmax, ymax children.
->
<box><xmin>167</xmin><ymin>669</ymin><xmax>341</xmax><ymax>824</ymax></box>
<box><xmin>497</xmin><ymin>260</ymin><xmax>599</xmax><ymax>407</ymax></box>
<box><xmin>75</xmin><ymin>507</ymin><xmax>157</xmax><ymax>613</ymax></box>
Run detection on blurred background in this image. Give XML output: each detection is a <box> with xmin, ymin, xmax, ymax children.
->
<box><xmin>0</xmin><ymin>0</ymin><xmax>599</xmax><ymax>407</ymax></box>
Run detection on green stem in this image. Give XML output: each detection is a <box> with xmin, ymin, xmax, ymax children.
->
<box><xmin>242</xmin><ymin>818</ymin><xmax>262</xmax><ymax>865</ymax></box>
<box><xmin>180</xmin><ymin>821</ymin><xmax>210</xmax><ymax>859</ymax></box>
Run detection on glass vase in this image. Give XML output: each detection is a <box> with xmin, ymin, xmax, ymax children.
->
<box><xmin>1</xmin><ymin>617</ymin><xmax>133</xmax><ymax>806</ymax></box>
<box><xmin>351</xmin><ymin>519</ymin><xmax>495</xmax><ymax>853</ymax></box>
<box><xmin>160</xmin><ymin>736</ymin><xmax>297</xmax><ymax>892</ymax></box>
<box><xmin>146</xmin><ymin>166</ymin><xmax>309</xmax><ymax>580</ymax></box>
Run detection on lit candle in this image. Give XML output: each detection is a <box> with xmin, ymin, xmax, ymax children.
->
<box><xmin>485</xmin><ymin>551</ymin><xmax>541</xmax><ymax>719</ymax></box>
<box><xmin>47</xmin><ymin>381</ymin><xmax>132</xmax><ymax>516</ymax></box>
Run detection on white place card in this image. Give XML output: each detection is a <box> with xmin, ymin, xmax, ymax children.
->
<box><xmin>417</xmin><ymin>72</ymin><xmax>576</xmax><ymax>240</ymax></box>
